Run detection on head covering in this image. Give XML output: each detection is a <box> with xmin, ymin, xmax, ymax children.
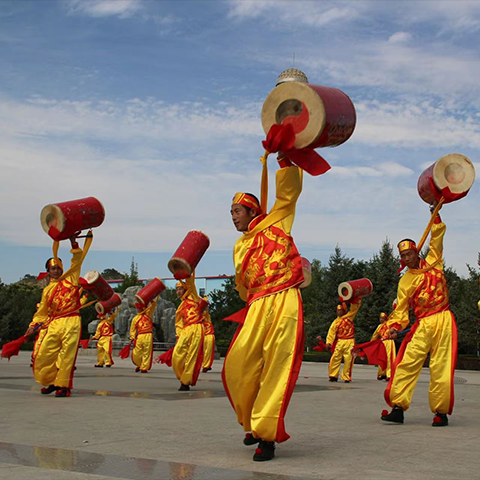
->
<box><xmin>232</xmin><ymin>193</ymin><xmax>260</xmax><ymax>212</ymax></box>
<box><xmin>337</xmin><ymin>302</ymin><xmax>347</xmax><ymax>312</ymax></box>
<box><xmin>397</xmin><ymin>240</ymin><xmax>417</xmax><ymax>254</ymax></box>
<box><xmin>45</xmin><ymin>257</ymin><xmax>63</xmax><ymax>271</ymax></box>
<box><xmin>176</xmin><ymin>280</ymin><xmax>187</xmax><ymax>289</ymax></box>
<box><xmin>380</xmin><ymin>312</ymin><xmax>388</xmax><ymax>320</ymax></box>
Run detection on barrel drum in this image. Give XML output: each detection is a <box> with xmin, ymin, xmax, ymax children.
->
<box><xmin>135</xmin><ymin>278</ymin><xmax>166</xmax><ymax>306</ymax></box>
<box><xmin>95</xmin><ymin>293</ymin><xmax>122</xmax><ymax>315</ymax></box>
<box><xmin>338</xmin><ymin>278</ymin><xmax>373</xmax><ymax>302</ymax></box>
<box><xmin>168</xmin><ymin>230</ymin><xmax>210</xmax><ymax>280</ymax></box>
<box><xmin>82</xmin><ymin>271</ymin><xmax>115</xmax><ymax>302</ymax></box>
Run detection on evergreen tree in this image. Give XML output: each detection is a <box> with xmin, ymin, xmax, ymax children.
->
<box><xmin>115</xmin><ymin>258</ymin><xmax>144</xmax><ymax>294</ymax></box>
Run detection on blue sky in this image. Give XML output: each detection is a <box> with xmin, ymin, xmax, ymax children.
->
<box><xmin>0</xmin><ymin>0</ymin><xmax>479</xmax><ymax>283</ymax></box>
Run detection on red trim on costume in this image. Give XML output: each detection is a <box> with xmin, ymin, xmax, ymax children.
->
<box><xmin>221</xmin><ymin>323</ymin><xmax>244</xmax><ymax>410</ymax></box>
<box><xmin>275</xmin><ymin>290</ymin><xmax>304</xmax><ymax>443</ymax></box>
<box><xmin>68</xmin><ymin>325</ymin><xmax>81</xmax><ymax>389</ymax></box>
<box><xmin>190</xmin><ymin>328</ymin><xmax>205</xmax><ymax>386</ymax></box>
<box><xmin>448</xmin><ymin>312</ymin><xmax>458</xmax><ymax>415</ymax></box>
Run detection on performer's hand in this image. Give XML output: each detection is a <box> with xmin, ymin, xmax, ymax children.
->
<box><xmin>326</xmin><ymin>343</ymin><xmax>332</xmax><ymax>352</ymax></box>
<box><xmin>388</xmin><ymin>328</ymin><xmax>398</xmax><ymax>340</ymax></box>
<box><xmin>69</xmin><ymin>232</ymin><xmax>80</xmax><ymax>249</ymax></box>
<box><xmin>24</xmin><ymin>327</ymin><xmax>35</xmax><ymax>338</ymax></box>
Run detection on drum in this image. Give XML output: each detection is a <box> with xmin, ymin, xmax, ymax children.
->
<box><xmin>418</xmin><ymin>153</ymin><xmax>475</xmax><ymax>204</ymax></box>
<box><xmin>95</xmin><ymin>293</ymin><xmax>122</xmax><ymax>315</ymax></box>
<box><xmin>262</xmin><ymin>81</ymin><xmax>356</xmax><ymax>150</ymax></box>
<box><xmin>299</xmin><ymin>257</ymin><xmax>312</xmax><ymax>289</ymax></box>
<box><xmin>40</xmin><ymin>197</ymin><xmax>105</xmax><ymax>241</ymax></box>
<box><xmin>81</xmin><ymin>271</ymin><xmax>114</xmax><ymax>301</ymax></box>
<box><xmin>168</xmin><ymin>230</ymin><xmax>210</xmax><ymax>280</ymax></box>
<box><xmin>338</xmin><ymin>278</ymin><xmax>373</xmax><ymax>302</ymax></box>
<box><xmin>135</xmin><ymin>278</ymin><xmax>166</xmax><ymax>306</ymax></box>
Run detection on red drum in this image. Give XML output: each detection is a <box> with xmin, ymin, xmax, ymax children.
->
<box><xmin>338</xmin><ymin>278</ymin><xmax>373</xmax><ymax>302</ymax></box>
<box><xmin>81</xmin><ymin>271</ymin><xmax>114</xmax><ymax>301</ymax></box>
<box><xmin>262</xmin><ymin>81</ymin><xmax>356</xmax><ymax>150</ymax></box>
<box><xmin>40</xmin><ymin>197</ymin><xmax>105</xmax><ymax>241</ymax></box>
<box><xmin>135</xmin><ymin>278</ymin><xmax>166</xmax><ymax>306</ymax></box>
<box><xmin>418</xmin><ymin>154</ymin><xmax>475</xmax><ymax>204</ymax></box>
<box><xmin>95</xmin><ymin>293</ymin><xmax>122</xmax><ymax>315</ymax></box>
<box><xmin>168</xmin><ymin>230</ymin><xmax>210</xmax><ymax>280</ymax></box>
<box><xmin>299</xmin><ymin>257</ymin><xmax>312</xmax><ymax>289</ymax></box>
<box><xmin>198</xmin><ymin>297</ymin><xmax>209</xmax><ymax>312</ymax></box>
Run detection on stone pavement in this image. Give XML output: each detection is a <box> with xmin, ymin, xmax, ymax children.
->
<box><xmin>0</xmin><ymin>352</ymin><xmax>479</xmax><ymax>480</ymax></box>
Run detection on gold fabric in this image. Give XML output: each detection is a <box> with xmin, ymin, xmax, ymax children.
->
<box><xmin>130</xmin><ymin>300</ymin><xmax>157</xmax><ymax>371</ymax></box>
<box><xmin>371</xmin><ymin>322</ymin><xmax>396</xmax><ymax>378</ymax></box>
<box><xmin>96</xmin><ymin>336</ymin><xmax>113</xmax><ymax>366</ymax></box>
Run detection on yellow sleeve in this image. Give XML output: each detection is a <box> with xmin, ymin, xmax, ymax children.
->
<box><xmin>371</xmin><ymin>324</ymin><xmax>382</xmax><ymax>341</ymax></box>
<box><xmin>185</xmin><ymin>272</ymin><xmax>199</xmax><ymax>300</ymax></box>
<box><xmin>326</xmin><ymin>319</ymin><xmax>339</xmax><ymax>345</ymax></box>
<box><xmin>270</xmin><ymin>166</ymin><xmax>302</xmax><ymax>235</ymax></box>
<box><xmin>108</xmin><ymin>310</ymin><xmax>119</xmax><ymax>323</ymax></box>
<box><xmin>387</xmin><ymin>278</ymin><xmax>411</xmax><ymax>331</ymax></box>
<box><xmin>145</xmin><ymin>297</ymin><xmax>158</xmax><ymax>318</ymax></box>
<box><xmin>30</xmin><ymin>287</ymin><xmax>50</xmax><ymax>327</ymax></box>
<box><xmin>425</xmin><ymin>221</ymin><xmax>446</xmax><ymax>271</ymax></box>
<box><xmin>65</xmin><ymin>247</ymin><xmax>84</xmax><ymax>285</ymax></box>
<box><xmin>235</xmin><ymin>273</ymin><xmax>248</xmax><ymax>302</ymax></box>
<box><xmin>175</xmin><ymin>309</ymin><xmax>183</xmax><ymax>336</ymax></box>
<box><xmin>92</xmin><ymin>321</ymin><xmax>103</xmax><ymax>340</ymax></box>
<box><xmin>80</xmin><ymin>294</ymin><xmax>89</xmax><ymax>306</ymax></box>
<box><xmin>130</xmin><ymin>315</ymin><xmax>139</xmax><ymax>340</ymax></box>
<box><xmin>347</xmin><ymin>300</ymin><xmax>362</xmax><ymax>321</ymax></box>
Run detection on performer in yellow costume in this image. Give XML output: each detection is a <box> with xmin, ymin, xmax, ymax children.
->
<box><xmin>382</xmin><ymin>206</ymin><xmax>456</xmax><ymax>427</ymax></box>
<box><xmin>326</xmin><ymin>300</ymin><xmax>362</xmax><ymax>383</ymax></box>
<box><xmin>129</xmin><ymin>298</ymin><xmax>158</xmax><ymax>373</ymax></box>
<box><xmin>92</xmin><ymin>309</ymin><xmax>119</xmax><ymax>368</ymax></box>
<box><xmin>202</xmin><ymin>298</ymin><xmax>215</xmax><ymax>373</ymax></box>
<box><xmin>172</xmin><ymin>275</ymin><xmax>205</xmax><ymax>391</ymax></box>
<box><xmin>223</xmin><ymin>156</ymin><xmax>305</xmax><ymax>462</ymax></box>
<box><xmin>26</xmin><ymin>233</ymin><xmax>92</xmax><ymax>397</ymax></box>
<box><xmin>371</xmin><ymin>312</ymin><xmax>396</xmax><ymax>381</ymax></box>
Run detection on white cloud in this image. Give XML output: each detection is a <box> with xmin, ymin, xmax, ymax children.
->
<box><xmin>66</xmin><ymin>0</ymin><xmax>143</xmax><ymax>18</ymax></box>
<box><xmin>388</xmin><ymin>31</ymin><xmax>412</xmax><ymax>44</ymax></box>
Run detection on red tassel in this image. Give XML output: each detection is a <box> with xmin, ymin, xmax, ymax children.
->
<box><xmin>118</xmin><ymin>344</ymin><xmax>131</xmax><ymax>359</ymax></box>
<box><xmin>37</xmin><ymin>272</ymin><xmax>48</xmax><ymax>281</ymax></box>
<box><xmin>284</xmin><ymin>148</ymin><xmax>331</xmax><ymax>176</ymax></box>
<box><xmin>155</xmin><ymin>347</ymin><xmax>174</xmax><ymax>367</ymax></box>
<box><xmin>79</xmin><ymin>339</ymin><xmax>90</xmax><ymax>350</ymax></box>
<box><xmin>262</xmin><ymin>124</ymin><xmax>296</xmax><ymax>153</ymax></box>
<box><xmin>1</xmin><ymin>336</ymin><xmax>27</xmax><ymax>360</ymax></box>
<box><xmin>381</xmin><ymin>409</ymin><xmax>389</xmax><ymax>416</ymax></box>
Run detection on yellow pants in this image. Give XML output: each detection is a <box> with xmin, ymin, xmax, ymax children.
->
<box><xmin>132</xmin><ymin>333</ymin><xmax>153</xmax><ymax>371</ymax></box>
<box><xmin>33</xmin><ymin>315</ymin><xmax>81</xmax><ymax>388</ymax></box>
<box><xmin>96</xmin><ymin>336</ymin><xmax>113</xmax><ymax>366</ymax></box>
<box><xmin>222</xmin><ymin>288</ymin><xmax>304</xmax><ymax>443</ymax></box>
<box><xmin>385</xmin><ymin>310</ymin><xmax>457</xmax><ymax>414</ymax></box>
<box><xmin>202</xmin><ymin>334</ymin><xmax>215</xmax><ymax>369</ymax></box>
<box><xmin>377</xmin><ymin>339</ymin><xmax>396</xmax><ymax>379</ymax></box>
<box><xmin>32</xmin><ymin>328</ymin><xmax>48</xmax><ymax>364</ymax></box>
<box><xmin>172</xmin><ymin>324</ymin><xmax>204</xmax><ymax>386</ymax></box>
<box><xmin>329</xmin><ymin>338</ymin><xmax>355</xmax><ymax>381</ymax></box>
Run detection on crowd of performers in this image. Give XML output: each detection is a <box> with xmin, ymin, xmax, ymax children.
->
<box><xmin>9</xmin><ymin>150</ymin><xmax>467</xmax><ymax>462</ymax></box>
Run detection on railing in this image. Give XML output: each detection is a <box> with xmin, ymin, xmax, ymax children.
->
<box><xmin>85</xmin><ymin>340</ymin><xmax>175</xmax><ymax>351</ymax></box>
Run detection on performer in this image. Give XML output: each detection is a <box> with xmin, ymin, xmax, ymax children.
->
<box><xmin>92</xmin><ymin>308</ymin><xmax>119</xmax><ymax>368</ymax></box>
<box><xmin>326</xmin><ymin>299</ymin><xmax>362</xmax><ymax>383</ymax></box>
<box><xmin>382</xmin><ymin>205</ymin><xmax>456</xmax><ymax>426</ymax></box>
<box><xmin>129</xmin><ymin>297</ymin><xmax>158</xmax><ymax>373</ymax></box>
<box><xmin>25</xmin><ymin>233</ymin><xmax>90</xmax><ymax>397</ymax></box>
<box><xmin>202</xmin><ymin>297</ymin><xmax>215</xmax><ymax>373</ymax></box>
<box><xmin>371</xmin><ymin>312</ymin><xmax>396</xmax><ymax>381</ymax></box>
<box><xmin>172</xmin><ymin>275</ymin><xmax>205</xmax><ymax>391</ymax></box>
<box><xmin>223</xmin><ymin>156</ymin><xmax>304</xmax><ymax>462</ymax></box>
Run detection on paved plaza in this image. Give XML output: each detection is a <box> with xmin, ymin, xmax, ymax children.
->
<box><xmin>0</xmin><ymin>352</ymin><xmax>479</xmax><ymax>480</ymax></box>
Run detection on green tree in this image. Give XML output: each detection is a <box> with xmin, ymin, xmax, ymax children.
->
<box><xmin>115</xmin><ymin>258</ymin><xmax>144</xmax><ymax>294</ymax></box>
<box><xmin>101</xmin><ymin>268</ymin><xmax>124</xmax><ymax>280</ymax></box>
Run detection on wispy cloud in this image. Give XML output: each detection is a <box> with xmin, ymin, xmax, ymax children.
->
<box><xmin>66</xmin><ymin>0</ymin><xmax>143</xmax><ymax>19</ymax></box>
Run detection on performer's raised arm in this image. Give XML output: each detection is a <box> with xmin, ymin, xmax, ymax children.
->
<box><xmin>425</xmin><ymin>215</ymin><xmax>446</xmax><ymax>270</ymax></box>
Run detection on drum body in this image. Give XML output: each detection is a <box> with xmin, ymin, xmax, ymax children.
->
<box><xmin>418</xmin><ymin>153</ymin><xmax>475</xmax><ymax>204</ymax></box>
<box><xmin>83</xmin><ymin>271</ymin><xmax>114</xmax><ymax>301</ymax></box>
<box><xmin>135</xmin><ymin>278</ymin><xmax>166</xmax><ymax>305</ymax></box>
<box><xmin>95</xmin><ymin>293</ymin><xmax>122</xmax><ymax>315</ymax></box>
<box><xmin>338</xmin><ymin>278</ymin><xmax>373</xmax><ymax>302</ymax></box>
<box><xmin>40</xmin><ymin>197</ymin><xmax>105</xmax><ymax>241</ymax></box>
<box><xmin>262</xmin><ymin>81</ymin><xmax>356</xmax><ymax>150</ymax></box>
<box><xmin>299</xmin><ymin>257</ymin><xmax>312</xmax><ymax>289</ymax></box>
<box><xmin>168</xmin><ymin>230</ymin><xmax>210</xmax><ymax>280</ymax></box>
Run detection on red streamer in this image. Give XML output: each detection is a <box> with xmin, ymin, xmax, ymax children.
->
<box><xmin>118</xmin><ymin>343</ymin><xmax>131</xmax><ymax>359</ymax></box>
<box><xmin>1</xmin><ymin>336</ymin><xmax>27</xmax><ymax>360</ymax></box>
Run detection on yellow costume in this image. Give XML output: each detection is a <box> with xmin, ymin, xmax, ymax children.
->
<box><xmin>202</xmin><ymin>302</ymin><xmax>215</xmax><ymax>371</ymax></box>
<box><xmin>130</xmin><ymin>299</ymin><xmax>157</xmax><ymax>372</ymax></box>
<box><xmin>326</xmin><ymin>301</ymin><xmax>361</xmax><ymax>382</ymax></box>
<box><xmin>385</xmin><ymin>220</ymin><xmax>457</xmax><ymax>415</ymax></box>
<box><xmin>172</xmin><ymin>275</ymin><xmax>205</xmax><ymax>386</ymax></box>
<box><xmin>30</xmin><ymin>248</ymin><xmax>86</xmax><ymax>390</ymax></box>
<box><xmin>371</xmin><ymin>318</ymin><xmax>396</xmax><ymax>380</ymax></box>
<box><xmin>223</xmin><ymin>164</ymin><xmax>305</xmax><ymax>444</ymax></box>
<box><xmin>92</xmin><ymin>310</ymin><xmax>118</xmax><ymax>367</ymax></box>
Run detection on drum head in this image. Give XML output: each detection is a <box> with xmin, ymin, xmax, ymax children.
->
<box><xmin>433</xmin><ymin>153</ymin><xmax>475</xmax><ymax>194</ymax></box>
<box><xmin>262</xmin><ymin>82</ymin><xmax>326</xmax><ymax>149</ymax></box>
<box><xmin>84</xmin><ymin>270</ymin><xmax>100</xmax><ymax>285</ymax></box>
<box><xmin>40</xmin><ymin>204</ymin><xmax>65</xmax><ymax>235</ymax></box>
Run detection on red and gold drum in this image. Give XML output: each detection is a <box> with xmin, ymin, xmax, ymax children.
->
<box><xmin>418</xmin><ymin>153</ymin><xmax>475</xmax><ymax>204</ymax></box>
<box><xmin>262</xmin><ymin>81</ymin><xmax>356</xmax><ymax>150</ymax></box>
<box><xmin>81</xmin><ymin>271</ymin><xmax>114</xmax><ymax>301</ymax></box>
<box><xmin>40</xmin><ymin>197</ymin><xmax>105</xmax><ymax>241</ymax></box>
<box><xmin>299</xmin><ymin>257</ymin><xmax>312</xmax><ymax>289</ymax></box>
<box><xmin>338</xmin><ymin>278</ymin><xmax>373</xmax><ymax>302</ymax></box>
<box><xmin>95</xmin><ymin>293</ymin><xmax>122</xmax><ymax>315</ymax></box>
<box><xmin>168</xmin><ymin>230</ymin><xmax>210</xmax><ymax>280</ymax></box>
<box><xmin>135</xmin><ymin>278</ymin><xmax>166</xmax><ymax>306</ymax></box>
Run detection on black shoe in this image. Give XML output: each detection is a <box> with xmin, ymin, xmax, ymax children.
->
<box><xmin>41</xmin><ymin>385</ymin><xmax>60</xmax><ymax>395</ymax></box>
<box><xmin>344</xmin><ymin>380</ymin><xmax>351</xmax><ymax>383</ymax></box>
<box><xmin>381</xmin><ymin>406</ymin><xmax>404</xmax><ymax>424</ymax></box>
<box><xmin>253</xmin><ymin>440</ymin><xmax>275</xmax><ymax>462</ymax></box>
<box><xmin>94</xmin><ymin>364</ymin><xmax>103</xmax><ymax>368</ymax></box>
<box><xmin>243</xmin><ymin>433</ymin><xmax>260</xmax><ymax>446</ymax></box>
<box><xmin>55</xmin><ymin>388</ymin><xmax>71</xmax><ymax>398</ymax></box>
<box><xmin>377</xmin><ymin>375</ymin><xmax>387</xmax><ymax>380</ymax></box>
<box><xmin>106</xmin><ymin>365</ymin><xmax>112</xmax><ymax>368</ymax></box>
<box><xmin>141</xmin><ymin>370</ymin><xmax>148</xmax><ymax>373</ymax></box>
<box><xmin>202</xmin><ymin>367</ymin><xmax>212</xmax><ymax>373</ymax></box>
<box><xmin>432</xmin><ymin>413</ymin><xmax>448</xmax><ymax>427</ymax></box>
<box><xmin>329</xmin><ymin>377</ymin><xmax>338</xmax><ymax>382</ymax></box>
<box><xmin>178</xmin><ymin>383</ymin><xmax>190</xmax><ymax>391</ymax></box>
<box><xmin>135</xmin><ymin>367</ymin><xmax>140</xmax><ymax>372</ymax></box>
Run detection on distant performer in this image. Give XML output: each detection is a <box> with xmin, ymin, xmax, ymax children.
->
<box><xmin>172</xmin><ymin>275</ymin><xmax>205</xmax><ymax>391</ymax></box>
<box><xmin>326</xmin><ymin>299</ymin><xmax>362</xmax><ymax>383</ymax></box>
<box><xmin>130</xmin><ymin>297</ymin><xmax>158</xmax><ymax>373</ymax></box>
<box><xmin>201</xmin><ymin>297</ymin><xmax>215</xmax><ymax>373</ymax></box>
<box><xmin>371</xmin><ymin>312</ymin><xmax>396</xmax><ymax>381</ymax></box>
<box><xmin>223</xmin><ymin>155</ymin><xmax>304</xmax><ymax>462</ymax></box>
<box><xmin>382</xmin><ymin>204</ymin><xmax>456</xmax><ymax>426</ymax></box>
<box><xmin>92</xmin><ymin>308</ymin><xmax>119</xmax><ymax>368</ymax></box>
